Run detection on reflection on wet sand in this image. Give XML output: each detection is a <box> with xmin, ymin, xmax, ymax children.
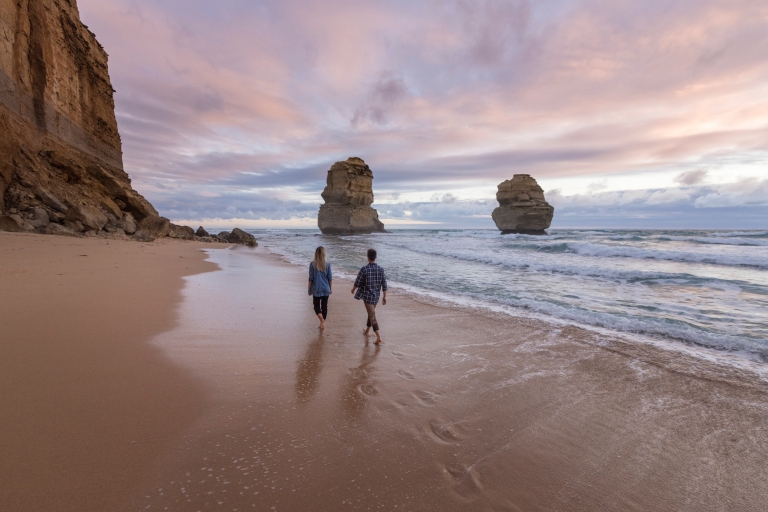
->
<box><xmin>131</xmin><ymin>248</ymin><xmax>768</xmax><ymax>511</ymax></box>
<box><xmin>295</xmin><ymin>333</ymin><xmax>324</xmax><ymax>404</ymax></box>
<box><xmin>339</xmin><ymin>342</ymin><xmax>381</xmax><ymax>419</ymax></box>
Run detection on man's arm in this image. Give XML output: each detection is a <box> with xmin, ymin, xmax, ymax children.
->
<box><xmin>381</xmin><ymin>269</ymin><xmax>388</xmax><ymax>305</ymax></box>
<box><xmin>352</xmin><ymin>267</ymin><xmax>364</xmax><ymax>294</ymax></box>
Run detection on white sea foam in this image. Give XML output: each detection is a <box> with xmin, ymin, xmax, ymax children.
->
<box><xmin>256</xmin><ymin>228</ymin><xmax>768</xmax><ymax>364</ymax></box>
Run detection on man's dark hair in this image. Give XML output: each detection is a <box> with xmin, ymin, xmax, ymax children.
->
<box><xmin>367</xmin><ymin>248</ymin><xmax>377</xmax><ymax>261</ymax></box>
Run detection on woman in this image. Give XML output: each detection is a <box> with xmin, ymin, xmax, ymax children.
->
<box><xmin>308</xmin><ymin>246</ymin><xmax>333</xmax><ymax>329</ymax></box>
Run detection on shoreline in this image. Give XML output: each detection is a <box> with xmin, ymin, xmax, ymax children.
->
<box><xmin>133</xmin><ymin>246</ymin><xmax>768</xmax><ymax>511</ymax></box>
<box><xmin>263</xmin><ymin>245</ymin><xmax>768</xmax><ymax>385</ymax></box>
<box><xmin>3</xmin><ymin>234</ymin><xmax>767</xmax><ymax>510</ymax></box>
<box><xmin>0</xmin><ymin>232</ymin><xmax>219</xmax><ymax>512</ymax></box>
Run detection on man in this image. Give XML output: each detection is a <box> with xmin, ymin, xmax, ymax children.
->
<box><xmin>351</xmin><ymin>248</ymin><xmax>388</xmax><ymax>345</ymax></box>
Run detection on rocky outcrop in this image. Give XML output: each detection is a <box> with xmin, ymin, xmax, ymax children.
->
<box><xmin>317</xmin><ymin>157</ymin><xmax>385</xmax><ymax>235</ymax></box>
<box><xmin>492</xmin><ymin>175</ymin><xmax>554</xmax><ymax>234</ymax></box>
<box><xmin>228</xmin><ymin>227</ymin><xmax>257</xmax><ymax>247</ymax></box>
<box><xmin>0</xmin><ymin>0</ymin><xmax>157</xmax><ymax>234</ymax></box>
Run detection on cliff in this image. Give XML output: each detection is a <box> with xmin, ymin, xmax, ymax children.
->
<box><xmin>317</xmin><ymin>157</ymin><xmax>385</xmax><ymax>235</ymax></box>
<box><xmin>0</xmin><ymin>0</ymin><xmax>157</xmax><ymax>235</ymax></box>
<box><xmin>492</xmin><ymin>175</ymin><xmax>554</xmax><ymax>234</ymax></box>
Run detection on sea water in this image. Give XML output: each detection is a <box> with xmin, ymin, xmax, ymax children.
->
<box><xmin>251</xmin><ymin>229</ymin><xmax>768</xmax><ymax>362</ymax></box>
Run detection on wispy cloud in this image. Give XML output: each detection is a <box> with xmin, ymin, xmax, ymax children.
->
<box><xmin>77</xmin><ymin>0</ymin><xmax>768</xmax><ymax>227</ymax></box>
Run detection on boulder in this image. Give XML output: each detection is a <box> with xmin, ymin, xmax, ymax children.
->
<box><xmin>216</xmin><ymin>231</ymin><xmax>231</xmax><ymax>243</ymax></box>
<box><xmin>229</xmin><ymin>228</ymin><xmax>258</xmax><ymax>247</ymax></box>
<box><xmin>100</xmin><ymin>197</ymin><xmax>123</xmax><ymax>219</ymax></box>
<box><xmin>0</xmin><ymin>215</ymin><xmax>24</xmax><ymax>232</ymax></box>
<box><xmin>64</xmin><ymin>205</ymin><xmax>109</xmax><ymax>231</ymax></box>
<box><xmin>132</xmin><ymin>231</ymin><xmax>155</xmax><ymax>242</ymax></box>
<box><xmin>26</xmin><ymin>208</ymin><xmax>50</xmax><ymax>229</ymax></box>
<box><xmin>42</xmin><ymin>223</ymin><xmax>80</xmax><ymax>237</ymax></box>
<box><xmin>64</xmin><ymin>220</ymin><xmax>85</xmax><ymax>232</ymax></box>
<box><xmin>116</xmin><ymin>213</ymin><xmax>138</xmax><ymax>234</ymax></box>
<box><xmin>196</xmin><ymin>226</ymin><xmax>209</xmax><ymax>237</ymax></box>
<box><xmin>491</xmin><ymin>175</ymin><xmax>554</xmax><ymax>235</ymax></box>
<box><xmin>317</xmin><ymin>157</ymin><xmax>385</xmax><ymax>234</ymax></box>
<box><xmin>137</xmin><ymin>216</ymin><xmax>171</xmax><ymax>238</ymax></box>
<box><xmin>34</xmin><ymin>188</ymin><xmax>68</xmax><ymax>213</ymax></box>
<box><xmin>168</xmin><ymin>224</ymin><xmax>196</xmax><ymax>240</ymax></box>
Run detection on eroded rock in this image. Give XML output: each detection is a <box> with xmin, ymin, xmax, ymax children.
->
<box><xmin>137</xmin><ymin>216</ymin><xmax>171</xmax><ymax>238</ymax></box>
<box><xmin>64</xmin><ymin>205</ymin><xmax>108</xmax><ymax>231</ymax></box>
<box><xmin>229</xmin><ymin>228</ymin><xmax>258</xmax><ymax>247</ymax></box>
<box><xmin>317</xmin><ymin>157</ymin><xmax>385</xmax><ymax>235</ymax></box>
<box><xmin>168</xmin><ymin>224</ymin><xmax>196</xmax><ymax>240</ymax></box>
<box><xmin>116</xmin><ymin>213</ymin><xmax>137</xmax><ymax>235</ymax></box>
<box><xmin>0</xmin><ymin>0</ymin><xmax>158</xmax><ymax>231</ymax></box>
<box><xmin>43</xmin><ymin>223</ymin><xmax>80</xmax><ymax>237</ymax></box>
<box><xmin>196</xmin><ymin>226</ymin><xmax>209</xmax><ymax>237</ymax></box>
<box><xmin>491</xmin><ymin>175</ymin><xmax>554</xmax><ymax>235</ymax></box>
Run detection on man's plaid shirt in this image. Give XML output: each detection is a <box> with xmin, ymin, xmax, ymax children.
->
<box><xmin>354</xmin><ymin>263</ymin><xmax>388</xmax><ymax>304</ymax></box>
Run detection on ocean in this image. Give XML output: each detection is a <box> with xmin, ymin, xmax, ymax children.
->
<box><xmin>252</xmin><ymin>229</ymin><xmax>768</xmax><ymax>363</ymax></box>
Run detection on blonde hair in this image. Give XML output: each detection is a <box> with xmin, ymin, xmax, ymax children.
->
<box><xmin>313</xmin><ymin>246</ymin><xmax>327</xmax><ymax>272</ymax></box>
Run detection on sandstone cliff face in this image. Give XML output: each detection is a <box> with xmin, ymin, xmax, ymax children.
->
<box><xmin>0</xmin><ymin>0</ymin><xmax>157</xmax><ymax>232</ymax></box>
<box><xmin>318</xmin><ymin>157</ymin><xmax>385</xmax><ymax>235</ymax></box>
<box><xmin>492</xmin><ymin>175</ymin><xmax>554</xmax><ymax>234</ymax></box>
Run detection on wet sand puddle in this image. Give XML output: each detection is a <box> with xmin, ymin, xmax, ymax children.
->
<box><xmin>129</xmin><ymin>248</ymin><xmax>768</xmax><ymax>511</ymax></box>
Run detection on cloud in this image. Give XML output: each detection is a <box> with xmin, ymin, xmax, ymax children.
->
<box><xmin>75</xmin><ymin>0</ymin><xmax>768</xmax><ymax>227</ymax></box>
<box><xmin>675</xmin><ymin>169</ymin><xmax>708</xmax><ymax>185</ymax></box>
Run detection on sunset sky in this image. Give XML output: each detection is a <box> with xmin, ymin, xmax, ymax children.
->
<box><xmin>78</xmin><ymin>0</ymin><xmax>768</xmax><ymax>229</ymax></box>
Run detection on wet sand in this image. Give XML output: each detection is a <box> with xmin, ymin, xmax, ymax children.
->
<box><xmin>130</xmin><ymin>247</ymin><xmax>768</xmax><ymax>511</ymax></box>
<box><xmin>0</xmin><ymin>232</ymin><xmax>217</xmax><ymax>512</ymax></box>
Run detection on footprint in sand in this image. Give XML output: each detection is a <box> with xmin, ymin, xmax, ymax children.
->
<box><xmin>397</xmin><ymin>369</ymin><xmax>415</xmax><ymax>380</ymax></box>
<box><xmin>427</xmin><ymin>419</ymin><xmax>464</xmax><ymax>443</ymax></box>
<box><xmin>412</xmin><ymin>390</ymin><xmax>437</xmax><ymax>405</ymax></box>
<box><xmin>444</xmin><ymin>464</ymin><xmax>484</xmax><ymax>496</ymax></box>
<box><xmin>391</xmin><ymin>351</ymin><xmax>406</xmax><ymax>360</ymax></box>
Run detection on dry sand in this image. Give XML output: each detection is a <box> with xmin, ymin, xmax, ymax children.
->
<box><xmin>2</xmin><ymin>234</ymin><xmax>768</xmax><ymax>511</ymax></box>
<box><xmin>0</xmin><ymin>232</ymin><xmax>217</xmax><ymax>512</ymax></box>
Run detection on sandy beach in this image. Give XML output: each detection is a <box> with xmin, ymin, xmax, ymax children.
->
<box><xmin>0</xmin><ymin>232</ymin><xmax>217</xmax><ymax>511</ymax></box>
<box><xmin>2</xmin><ymin>233</ymin><xmax>768</xmax><ymax>511</ymax></box>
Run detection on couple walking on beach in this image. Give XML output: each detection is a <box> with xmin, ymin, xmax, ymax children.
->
<box><xmin>308</xmin><ymin>246</ymin><xmax>388</xmax><ymax>344</ymax></box>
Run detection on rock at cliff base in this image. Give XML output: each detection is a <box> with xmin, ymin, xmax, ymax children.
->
<box><xmin>43</xmin><ymin>223</ymin><xmax>80</xmax><ymax>237</ymax></box>
<box><xmin>229</xmin><ymin>228</ymin><xmax>258</xmax><ymax>247</ymax></box>
<box><xmin>0</xmin><ymin>215</ymin><xmax>24</xmax><ymax>232</ymax></box>
<box><xmin>116</xmin><ymin>213</ymin><xmax>137</xmax><ymax>235</ymax></box>
<box><xmin>491</xmin><ymin>175</ymin><xmax>554</xmax><ymax>235</ymax></box>
<box><xmin>317</xmin><ymin>157</ymin><xmax>385</xmax><ymax>235</ymax></box>
<box><xmin>65</xmin><ymin>205</ymin><xmax>109</xmax><ymax>231</ymax></box>
<box><xmin>196</xmin><ymin>226</ymin><xmax>209</xmax><ymax>237</ymax></box>
<box><xmin>132</xmin><ymin>231</ymin><xmax>155</xmax><ymax>242</ymax></box>
<box><xmin>137</xmin><ymin>216</ymin><xmax>171</xmax><ymax>238</ymax></box>
<box><xmin>27</xmin><ymin>208</ymin><xmax>50</xmax><ymax>229</ymax></box>
<box><xmin>168</xmin><ymin>224</ymin><xmax>196</xmax><ymax>240</ymax></box>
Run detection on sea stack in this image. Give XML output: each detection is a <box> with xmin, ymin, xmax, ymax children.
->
<box><xmin>0</xmin><ymin>0</ymin><xmax>157</xmax><ymax>232</ymax></box>
<box><xmin>492</xmin><ymin>175</ymin><xmax>554</xmax><ymax>234</ymax></box>
<box><xmin>317</xmin><ymin>157</ymin><xmax>385</xmax><ymax>235</ymax></box>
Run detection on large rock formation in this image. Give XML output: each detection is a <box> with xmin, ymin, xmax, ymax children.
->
<box><xmin>492</xmin><ymin>175</ymin><xmax>554</xmax><ymax>234</ymax></box>
<box><xmin>0</xmin><ymin>0</ymin><xmax>157</xmax><ymax>232</ymax></box>
<box><xmin>317</xmin><ymin>157</ymin><xmax>385</xmax><ymax>235</ymax></box>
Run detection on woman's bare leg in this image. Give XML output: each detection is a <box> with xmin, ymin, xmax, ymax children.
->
<box><xmin>317</xmin><ymin>313</ymin><xmax>325</xmax><ymax>329</ymax></box>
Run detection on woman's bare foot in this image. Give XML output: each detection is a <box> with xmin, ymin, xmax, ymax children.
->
<box><xmin>319</xmin><ymin>322</ymin><xmax>325</xmax><ymax>330</ymax></box>
<box><xmin>374</xmin><ymin>338</ymin><xmax>384</xmax><ymax>345</ymax></box>
<box><xmin>363</xmin><ymin>328</ymin><xmax>371</xmax><ymax>336</ymax></box>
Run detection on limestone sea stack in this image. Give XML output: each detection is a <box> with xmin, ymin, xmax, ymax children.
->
<box><xmin>317</xmin><ymin>157</ymin><xmax>385</xmax><ymax>235</ymax></box>
<box><xmin>492</xmin><ymin>175</ymin><xmax>554</xmax><ymax>235</ymax></box>
<box><xmin>0</xmin><ymin>0</ymin><xmax>156</xmax><ymax>230</ymax></box>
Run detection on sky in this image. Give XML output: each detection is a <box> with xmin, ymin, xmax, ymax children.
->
<box><xmin>78</xmin><ymin>0</ymin><xmax>768</xmax><ymax>229</ymax></box>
